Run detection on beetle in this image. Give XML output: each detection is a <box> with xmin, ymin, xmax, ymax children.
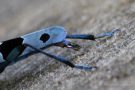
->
<box><xmin>0</xmin><ymin>26</ymin><xmax>120</xmax><ymax>73</ymax></box>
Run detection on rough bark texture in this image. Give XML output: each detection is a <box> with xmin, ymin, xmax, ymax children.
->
<box><xmin>0</xmin><ymin>0</ymin><xmax>135</xmax><ymax>90</ymax></box>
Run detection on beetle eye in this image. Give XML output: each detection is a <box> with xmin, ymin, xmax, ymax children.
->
<box><xmin>40</xmin><ymin>33</ymin><xmax>50</xmax><ymax>43</ymax></box>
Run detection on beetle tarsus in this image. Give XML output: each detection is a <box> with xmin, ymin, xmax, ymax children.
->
<box><xmin>74</xmin><ymin>64</ymin><xmax>97</xmax><ymax>70</ymax></box>
<box><xmin>95</xmin><ymin>29</ymin><xmax>121</xmax><ymax>39</ymax></box>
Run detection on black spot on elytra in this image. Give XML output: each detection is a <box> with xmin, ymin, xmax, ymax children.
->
<box><xmin>40</xmin><ymin>33</ymin><xmax>50</xmax><ymax>43</ymax></box>
<box><xmin>0</xmin><ymin>37</ymin><xmax>25</xmax><ymax>60</ymax></box>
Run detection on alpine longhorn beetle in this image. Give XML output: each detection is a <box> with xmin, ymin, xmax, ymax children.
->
<box><xmin>0</xmin><ymin>26</ymin><xmax>120</xmax><ymax>73</ymax></box>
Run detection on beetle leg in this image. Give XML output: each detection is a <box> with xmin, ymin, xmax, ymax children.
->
<box><xmin>55</xmin><ymin>40</ymin><xmax>81</xmax><ymax>51</ymax></box>
<box><xmin>23</xmin><ymin>43</ymin><xmax>97</xmax><ymax>70</ymax></box>
<box><xmin>66</xmin><ymin>29</ymin><xmax>120</xmax><ymax>40</ymax></box>
<box><xmin>0</xmin><ymin>61</ymin><xmax>10</xmax><ymax>73</ymax></box>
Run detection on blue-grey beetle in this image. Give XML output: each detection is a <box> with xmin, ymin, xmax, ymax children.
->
<box><xmin>0</xmin><ymin>26</ymin><xmax>120</xmax><ymax>73</ymax></box>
